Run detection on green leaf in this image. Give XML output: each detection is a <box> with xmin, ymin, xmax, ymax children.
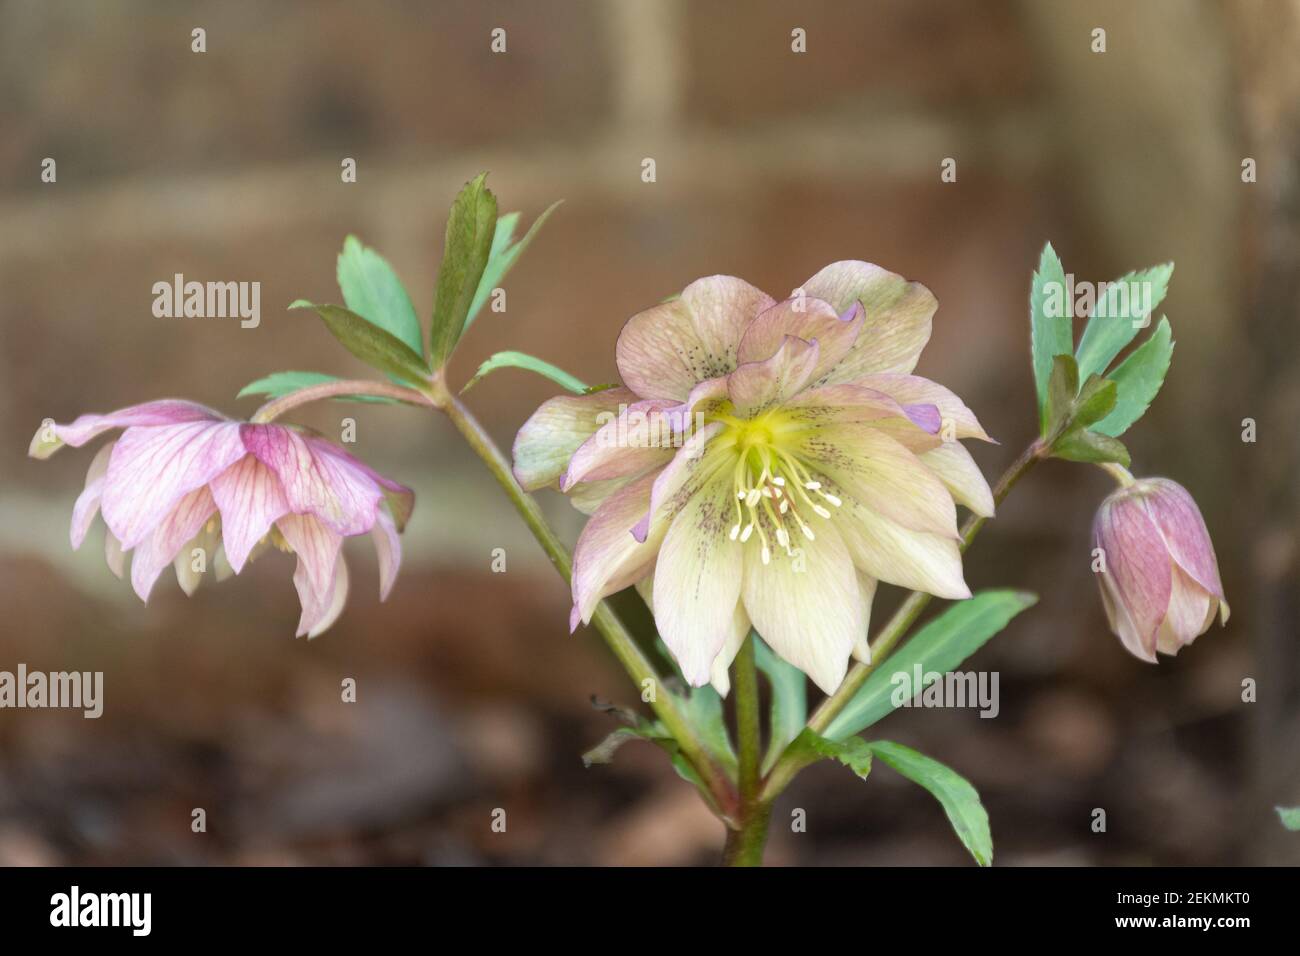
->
<box><xmin>785</xmin><ymin>728</ymin><xmax>874</xmax><ymax>779</ymax></box>
<box><xmin>429</xmin><ymin>172</ymin><xmax>498</xmax><ymax>367</ymax></box>
<box><xmin>1094</xmin><ymin>317</ymin><xmax>1174</xmax><ymax>437</ymax></box>
<box><xmin>237</xmin><ymin>370</ymin><xmax>401</xmax><ymax>404</ymax></box>
<box><xmin>336</xmin><ymin>236</ymin><xmax>424</xmax><ymax>358</ymax></box>
<box><xmin>290</xmin><ymin>301</ymin><xmax>431</xmax><ymax>385</ymax></box>
<box><xmin>464</xmin><ymin>200</ymin><xmax>563</xmax><ymax>331</ymax></box>
<box><xmin>867</xmin><ymin>740</ymin><xmax>993</xmax><ymax>866</ymax></box>
<box><xmin>1043</xmin><ymin>353</ymin><xmax>1081</xmax><ymax>437</ymax></box>
<box><xmin>581</xmin><ymin>727</ymin><xmax>646</xmax><ymax>767</ymax></box>
<box><xmin>825</xmin><ymin>590</ymin><xmax>1038</xmax><ymax>740</ymax></box>
<box><xmin>462</xmin><ymin>350</ymin><xmax>588</xmax><ymax>395</ymax></box>
<box><xmin>1053</xmin><ymin>428</ymin><xmax>1131</xmax><ymax>466</ymax></box>
<box><xmin>1277</xmin><ymin>806</ymin><xmax>1300</xmax><ymax>831</ymax></box>
<box><xmin>756</xmin><ymin>634</ymin><xmax>807</xmax><ymax>773</ymax></box>
<box><xmin>1074</xmin><ymin>263</ymin><xmax>1173</xmax><ymax>382</ymax></box>
<box><xmin>1073</xmin><ymin>374</ymin><xmax>1117</xmax><ymax>429</ymax></box>
<box><xmin>681</xmin><ymin>683</ymin><xmax>737</xmax><ymax>771</ymax></box>
<box><xmin>1030</xmin><ymin>243</ymin><xmax>1072</xmax><ymax>432</ymax></box>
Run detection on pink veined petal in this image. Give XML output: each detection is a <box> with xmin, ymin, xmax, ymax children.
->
<box><xmin>560</xmin><ymin>398</ymin><xmax>678</xmax><ymax>491</ymax></box>
<box><xmin>736</xmin><ymin>297</ymin><xmax>864</xmax><ymax>381</ymax></box>
<box><xmin>326</xmin><ymin>445</ymin><xmax>415</xmax><ymax>533</ymax></box>
<box><xmin>277</xmin><ymin>513</ymin><xmax>344</xmax><ymax>636</ymax></box>
<box><xmin>299</xmin><ymin>554</ymin><xmax>350</xmax><ymax>639</ymax></box>
<box><xmin>652</xmin><ymin>470</ymin><xmax>745</xmax><ymax>687</ymax></box>
<box><xmin>799</xmin><ymin>262</ymin><xmax>937</xmax><ymax>380</ymax></box>
<box><xmin>1139</xmin><ymin>479</ymin><xmax>1226</xmax><ymax>602</ymax></box>
<box><xmin>571</xmin><ymin>471</ymin><xmax>667</xmax><ymax>626</ymax></box>
<box><xmin>511</xmin><ymin>387</ymin><xmax>637</xmax><ymax>491</ymax></box>
<box><xmin>70</xmin><ymin>441</ymin><xmax>116</xmax><ymax>549</ymax></box>
<box><xmin>1155</xmin><ymin>564</ymin><xmax>1216</xmax><ymax>655</ymax></box>
<box><xmin>370</xmin><ymin>507</ymin><xmax>402</xmax><ymax>601</ymax></box>
<box><xmin>101</xmin><ymin>420</ymin><xmax>246</xmax><ymax>550</ymax></box>
<box><xmin>851</xmin><ymin>374</ymin><xmax>993</xmax><ymax>442</ymax></box>
<box><xmin>129</xmin><ymin>486</ymin><xmax>217</xmax><ymax>602</ymax></box>
<box><xmin>615</xmin><ymin>276</ymin><xmax>776</xmax><ymax>401</ymax></box>
<box><xmin>741</xmin><ymin>519</ymin><xmax>863</xmax><ymax>695</ymax></box>
<box><xmin>29</xmin><ymin>399</ymin><xmax>227</xmax><ymax>459</ymax></box>
<box><xmin>1094</xmin><ymin>499</ymin><xmax>1171</xmax><ymax>662</ymax></box>
<box><xmin>726</xmin><ymin>335</ymin><xmax>821</xmax><ymax>418</ymax></box>
<box><xmin>243</xmin><ymin>425</ymin><xmax>382</xmax><ymax>537</ymax></box>
<box><xmin>781</xmin><ymin>384</ymin><xmax>945</xmax><ymax>452</ymax></box>
<box><xmin>633</xmin><ymin>421</ymin><xmax>730</xmax><ymax>543</ymax></box>
<box><xmin>919</xmin><ymin>441</ymin><xmax>995</xmax><ymax>517</ymax></box>
<box><xmin>664</xmin><ymin>376</ymin><xmax>731</xmax><ymax>436</ymax></box>
<box><xmin>209</xmin><ymin>453</ymin><xmax>291</xmax><ymax>573</ymax></box>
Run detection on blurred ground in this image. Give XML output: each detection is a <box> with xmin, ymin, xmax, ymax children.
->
<box><xmin>0</xmin><ymin>0</ymin><xmax>1297</xmax><ymax>865</ymax></box>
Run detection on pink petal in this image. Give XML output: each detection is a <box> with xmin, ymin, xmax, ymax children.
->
<box><xmin>129</xmin><ymin>486</ymin><xmax>217</xmax><ymax>602</ymax></box>
<box><xmin>560</xmin><ymin>398</ymin><xmax>678</xmax><ymax>490</ymax></box>
<box><xmin>616</xmin><ymin>276</ymin><xmax>775</xmax><ymax>400</ymax></box>
<box><xmin>70</xmin><ymin>441</ymin><xmax>116</xmax><ymax>549</ymax></box>
<box><xmin>101</xmin><ymin>420</ymin><xmax>246</xmax><ymax>550</ymax></box>
<box><xmin>736</xmin><ymin>297</ymin><xmax>864</xmax><ymax>382</ymax></box>
<box><xmin>1139</xmin><ymin>479</ymin><xmax>1225</xmax><ymax>601</ymax></box>
<box><xmin>511</xmin><ymin>387</ymin><xmax>637</xmax><ymax>491</ymax></box>
<box><xmin>781</xmin><ymin>384</ymin><xmax>944</xmax><ymax>452</ymax></box>
<box><xmin>1094</xmin><ymin>498</ymin><xmax>1171</xmax><ymax>662</ymax></box>
<box><xmin>300</xmin><ymin>554</ymin><xmax>350</xmax><ymax>639</ymax></box>
<box><xmin>29</xmin><ymin>400</ymin><xmax>226</xmax><ymax>459</ymax></box>
<box><xmin>277</xmin><ymin>513</ymin><xmax>344</xmax><ymax>635</ymax></box>
<box><xmin>371</xmin><ymin>507</ymin><xmax>402</xmax><ymax>600</ymax></box>
<box><xmin>104</xmin><ymin>530</ymin><xmax>127</xmax><ymax>579</ymax></box>
<box><xmin>851</xmin><ymin>374</ymin><xmax>992</xmax><ymax>442</ymax></box>
<box><xmin>799</xmin><ymin>261</ymin><xmax>937</xmax><ymax>379</ymax></box>
<box><xmin>726</xmin><ymin>336</ymin><xmax>821</xmax><ymax>417</ymax></box>
<box><xmin>209</xmin><ymin>454</ymin><xmax>291</xmax><ymax>572</ymax></box>
<box><xmin>571</xmin><ymin>471</ymin><xmax>666</xmax><ymax>626</ymax></box>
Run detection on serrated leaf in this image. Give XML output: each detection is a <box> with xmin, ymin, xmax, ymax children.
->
<box><xmin>464</xmin><ymin>201</ymin><xmax>562</xmax><ymax>331</ymax></box>
<box><xmin>429</xmin><ymin>172</ymin><xmax>498</xmax><ymax>367</ymax></box>
<box><xmin>290</xmin><ymin>301</ymin><xmax>431</xmax><ymax>385</ymax></box>
<box><xmin>237</xmin><ymin>371</ymin><xmax>402</xmax><ymax>404</ymax></box>
<box><xmin>1053</xmin><ymin>428</ymin><xmax>1130</xmax><ymax>466</ymax></box>
<box><xmin>1277</xmin><ymin>806</ymin><xmax>1300</xmax><ymax>831</ymax></box>
<box><xmin>825</xmin><ymin>590</ymin><xmax>1038</xmax><ymax>740</ymax></box>
<box><xmin>462</xmin><ymin>350</ymin><xmax>588</xmax><ymax>395</ymax></box>
<box><xmin>1094</xmin><ymin>317</ymin><xmax>1174</xmax><ymax>437</ymax></box>
<box><xmin>1031</xmin><ymin>243</ymin><xmax>1072</xmax><ymax>431</ymax></box>
<box><xmin>867</xmin><ymin>740</ymin><xmax>993</xmax><ymax>866</ymax></box>
<box><xmin>786</xmin><ymin>729</ymin><xmax>874</xmax><ymax>779</ymax></box>
<box><xmin>336</xmin><ymin>235</ymin><xmax>424</xmax><ymax>358</ymax></box>
<box><xmin>1074</xmin><ymin>263</ymin><xmax>1173</xmax><ymax>382</ymax></box>
<box><xmin>756</xmin><ymin>634</ymin><xmax>807</xmax><ymax>773</ymax></box>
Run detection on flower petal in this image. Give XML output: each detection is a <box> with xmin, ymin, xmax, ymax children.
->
<box><xmin>707</xmin><ymin>605</ymin><xmax>753</xmax><ymax>697</ymax></box>
<box><xmin>782</xmin><ymin>384</ymin><xmax>945</xmax><ymax>452</ymax></box>
<box><xmin>1094</xmin><ymin>499</ymin><xmax>1171</xmax><ymax>662</ymax></box>
<box><xmin>302</xmin><ymin>554</ymin><xmax>350</xmax><ymax>639</ymax></box>
<box><xmin>29</xmin><ymin>400</ymin><xmax>226</xmax><ymax>459</ymax></box>
<box><xmin>277</xmin><ymin>513</ymin><xmax>344</xmax><ymax>636</ymax></box>
<box><xmin>512</xmin><ymin>387</ymin><xmax>637</xmax><ymax>491</ymax></box>
<box><xmin>800</xmin><ymin>262</ymin><xmax>937</xmax><ymax>379</ymax></box>
<box><xmin>634</xmin><ymin>421</ymin><xmax>731</xmax><ymax>542</ymax></box>
<box><xmin>726</xmin><ymin>335</ymin><xmax>820</xmax><ymax>417</ymax></box>
<box><xmin>104</xmin><ymin>529</ymin><xmax>127</xmax><ymax>579</ymax></box>
<box><xmin>130</xmin><ymin>486</ymin><xmax>217</xmax><ymax>602</ymax></box>
<box><xmin>560</xmin><ymin>398</ymin><xmax>678</xmax><ymax>490</ymax></box>
<box><xmin>919</xmin><ymin>442</ymin><xmax>995</xmax><ymax>517</ymax></box>
<box><xmin>853</xmin><ymin>572</ymin><xmax>878</xmax><ymax>664</ymax></box>
<box><xmin>1155</xmin><ymin>564</ymin><xmax>1215</xmax><ymax>655</ymax></box>
<box><xmin>70</xmin><ymin>441</ymin><xmax>116</xmax><ymax>549</ymax></box>
<box><xmin>370</xmin><ymin>507</ymin><xmax>402</xmax><ymax>600</ymax></box>
<box><xmin>1139</xmin><ymin>479</ymin><xmax>1225</xmax><ymax>601</ymax></box>
<box><xmin>851</xmin><ymin>374</ymin><xmax>992</xmax><ymax>442</ymax></box>
<box><xmin>653</xmin><ymin>470</ymin><xmax>745</xmax><ymax>686</ymax></box>
<box><xmin>209</xmin><ymin>454</ymin><xmax>291</xmax><ymax>572</ymax></box>
<box><xmin>571</xmin><ymin>471</ymin><xmax>666</xmax><ymax>626</ymax></box>
<box><xmin>101</xmin><ymin>420</ymin><xmax>245</xmax><ymax>550</ymax></box>
<box><xmin>616</xmin><ymin>276</ymin><xmax>775</xmax><ymax>400</ymax></box>
<box><xmin>736</xmin><ymin>297</ymin><xmax>864</xmax><ymax>381</ymax></box>
<box><xmin>741</xmin><ymin>519</ymin><xmax>862</xmax><ymax>695</ymax></box>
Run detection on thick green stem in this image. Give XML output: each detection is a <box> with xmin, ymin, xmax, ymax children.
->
<box><xmin>724</xmin><ymin>636</ymin><xmax>770</xmax><ymax>864</ymax></box>
<box><xmin>432</xmin><ymin>380</ymin><xmax>736</xmax><ymax>815</ymax></box>
<box><xmin>250</xmin><ymin>379</ymin><xmax>433</xmax><ymax>423</ymax></box>
<box><xmin>760</xmin><ymin>438</ymin><xmax>1045</xmax><ymax>803</ymax></box>
<box><xmin>721</xmin><ymin>803</ymin><xmax>771</xmax><ymax>866</ymax></box>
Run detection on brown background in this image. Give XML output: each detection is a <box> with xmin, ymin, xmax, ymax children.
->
<box><xmin>1</xmin><ymin>0</ymin><xmax>1297</xmax><ymax>865</ymax></box>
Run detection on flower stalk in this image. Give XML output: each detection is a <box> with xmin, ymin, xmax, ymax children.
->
<box><xmin>725</xmin><ymin>634</ymin><xmax>769</xmax><ymax>865</ymax></box>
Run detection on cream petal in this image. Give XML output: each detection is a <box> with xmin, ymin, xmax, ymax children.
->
<box><xmin>129</xmin><ymin>486</ymin><xmax>217</xmax><ymax>602</ymax></box>
<box><xmin>104</xmin><ymin>529</ymin><xmax>127</xmax><ymax>579</ymax></box>
<box><xmin>782</xmin><ymin>384</ymin><xmax>945</xmax><ymax>452</ymax></box>
<box><xmin>70</xmin><ymin>441</ymin><xmax>116</xmax><ymax>549</ymax></box>
<box><xmin>560</xmin><ymin>398</ymin><xmax>677</xmax><ymax>490</ymax></box>
<box><xmin>616</xmin><ymin>276</ymin><xmax>775</xmax><ymax>400</ymax></box>
<box><xmin>726</xmin><ymin>335</ymin><xmax>820</xmax><ymax>418</ymax></box>
<box><xmin>736</xmin><ymin>297</ymin><xmax>864</xmax><ymax>380</ymax></box>
<box><xmin>101</xmin><ymin>420</ymin><xmax>246</xmax><ymax>550</ymax></box>
<box><xmin>301</xmin><ymin>554</ymin><xmax>350</xmax><ymax>639</ymax></box>
<box><xmin>370</xmin><ymin>507</ymin><xmax>402</xmax><ymax>600</ymax></box>
<box><xmin>1155</xmin><ymin>564</ymin><xmax>1216</xmax><ymax>655</ymax></box>
<box><xmin>741</xmin><ymin>519</ymin><xmax>862</xmax><ymax>695</ymax></box>
<box><xmin>173</xmin><ymin>522</ymin><xmax>221</xmax><ymax>596</ymax></box>
<box><xmin>853</xmin><ymin>572</ymin><xmax>877</xmax><ymax>664</ymax></box>
<box><xmin>798</xmin><ymin>424</ymin><xmax>958</xmax><ymax>538</ymax></box>
<box><xmin>919</xmin><ymin>442</ymin><xmax>995</xmax><ymax>517</ymax></box>
<box><xmin>512</xmin><ymin>387</ymin><xmax>637</xmax><ymax>491</ymax></box>
<box><xmin>800</xmin><ymin>262</ymin><xmax>937</xmax><ymax>379</ymax></box>
<box><xmin>852</xmin><ymin>374</ymin><xmax>992</xmax><ymax>442</ymax></box>
<box><xmin>708</xmin><ymin>607</ymin><xmax>753</xmax><ymax>697</ymax></box>
<box><xmin>209</xmin><ymin>453</ymin><xmax>291</xmax><ymax>572</ymax></box>
<box><xmin>634</xmin><ymin>421</ymin><xmax>731</xmax><ymax>542</ymax></box>
<box><xmin>571</xmin><ymin>471</ymin><xmax>666</xmax><ymax>625</ymax></box>
<box><xmin>653</xmin><ymin>471</ymin><xmax>745</xmax><ymax>687</ymax></box>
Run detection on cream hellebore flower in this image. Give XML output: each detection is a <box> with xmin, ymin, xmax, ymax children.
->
<box><xmin>514</xmin><ymin>263</ymin><xmax>994</xmax><ymax>695</ymax></box>
<box><xmin>1092</xmin><ymin>477</ymin><xmax>1229</xmax><ymax>662</ymax></box>
<box><xmin>29</xmin><ymin>400</ymin><xmax>413</xmax><ymax>637</ymax></box>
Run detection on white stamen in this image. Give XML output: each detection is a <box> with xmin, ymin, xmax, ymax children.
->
<box><xmin>779</xmin><ymin>499</ymin><xmax>789</xmax><ymax>514</ymax></box>
<box><xmin>740</xmin><ymin>523</ymin><xmax>754</xmax><ymax>543</ymax></box>
<box><xmin>776</xmin><ymin>528</ymin><xmax>790</xmax><ymax>548</ymax></box>
<box><xmin>813</xmin><ymin>505</ymin><xmax>832</xmax><ymax>519</ymax></box>
<box><xmin>801</xmin><ymin>524</ymin><xmax>816</xmax><ymax>540</ymax></box>
<box><xmin>822</xmin><ymin>493</ymin><xmax>842</xmax><ymax>507</ymax></box>
<box><xmin>804</xmin><ymin>480</ymin><xmax>821</xmax><ymax>490</ymax></box>
<box><xmin>745</xmin><ymin>489</ymin><xmax>762</xmax><ymax>507</ymax></box>
<box><xmin>729</xmin><ymin>524</ymin><xmax>740</xmax><ymax>541</ymax></box>
<box><xmin>772</xmin><ymin>476</ymin><xmax>786</xmax><ymax>486</ymax></box>
<box><xmin>761</xmin><ymin>545</ymin><xmax>771</xmax><ymax>565</ymax></box>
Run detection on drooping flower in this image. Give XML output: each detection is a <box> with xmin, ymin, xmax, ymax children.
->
<box><xmin>29</xmin><ymin>399</ymin><xmax>413</xmax><ymax>637</ymax></box>
<box><xmin>1092</xmin><ymin>477</ymin><xmax>1228</xmax><ymax>662</ymax></box>
<box><xmin>514</xmin><ymin>263</ymin><xmax>994</xmax><ymax>694</ymax></box>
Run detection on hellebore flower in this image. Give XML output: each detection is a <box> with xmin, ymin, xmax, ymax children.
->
<box><xmin>1092</xmin><ymin>477</ymin><xmax>1229</xmax><ymax>662</ymax></box>
<box><xmin>514</xmin><ymin>263</ymin><xmax>994</xmax><ymax>694</ymax></box>
<box><xmin>29</xmin><ymin>399</ymin><xmax>413</xmax><ymax>637</ymax></box>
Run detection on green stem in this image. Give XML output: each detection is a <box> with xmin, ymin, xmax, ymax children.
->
<box><xmin>250</xmin><ymin>379</ymin><xmax>433</xmax><ymax>423</ymax></box>
<box><xmin>432</xmin><ymin>380</ymin><xmax>737</xmax><ymax>816</ymax></box>
<box><xmin>725</xmin><ymin>635</ymin><xmax>770</xmax><ymax>864</ymax></box>
<box><xmin>760</xmin><ymin>437</ymin><xmax>1045</xmax><ymax>803</ymax></box>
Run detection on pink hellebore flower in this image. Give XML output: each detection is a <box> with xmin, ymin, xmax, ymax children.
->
<box><xmin>513</xmin><ymin>263</ymin><xmax>995</xmax><ymax>695</ymax></box>
<box><xmin>1092</xmin><ymin>477</ymin><xmax>1229</xmax><ymax>662</ymax></box>
<box><xmin>29</xmin><ymin>400</ymin><xmax>413</xmax><ymax>638</ymax></box>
